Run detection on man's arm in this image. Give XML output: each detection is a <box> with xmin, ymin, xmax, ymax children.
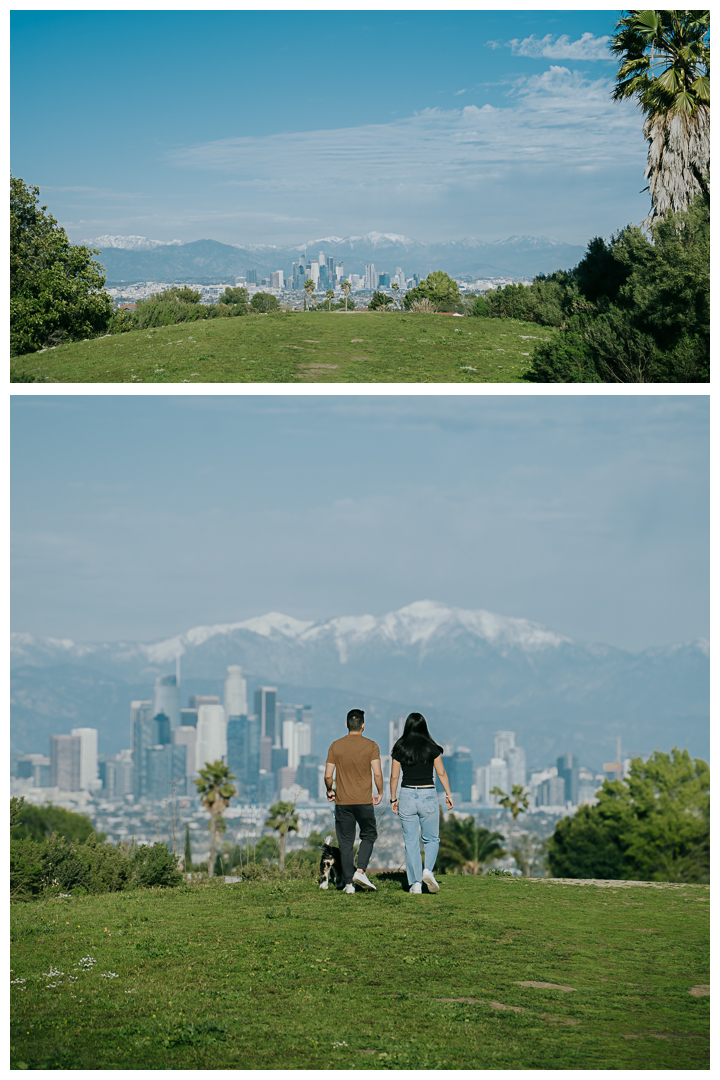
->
<box><xmin>324</xmin><ymin>761</ymin><xmax>336</xmax><ymax>802</ymax></box>
<box><xmin>371</xmin><ymin>758</ymin><xmax>383</xmax><ymax>807</ymax></box>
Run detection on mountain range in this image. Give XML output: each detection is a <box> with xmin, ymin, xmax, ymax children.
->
<box><xmin>78</xmin><ymin>232</ymin><xmax>589</xmax><ymax>285</ymax></box>
<box><xmin>11</xmin><ymin>602</ymin><xmax>709</xmax><ymax>773</ymax></box>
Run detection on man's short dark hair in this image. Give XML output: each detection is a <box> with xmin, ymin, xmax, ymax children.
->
<box><xmin>346</xmin><ymin>709</ymin><xmax>365</xmax><ymax>732</ymax></box>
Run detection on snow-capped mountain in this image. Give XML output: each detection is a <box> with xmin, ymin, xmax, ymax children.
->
<box><xmin>80</xmin><ymin>235</ymin><xmax>185</xmax><ymax>251</ymax></box>
<box><xmin>11</xmin><ymin>602</ymin><xmax>709</xmax><ymax>767</ymax></box>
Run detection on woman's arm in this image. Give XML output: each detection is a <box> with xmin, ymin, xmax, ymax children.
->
<box><xmin>390</xmin><ymin>759</ymin><xmax>401</xmax><ymax>813</ymax></box>
<box><xmin>434</xmin><ymin>756</ymin><xmax>454</xmax><ymax>810</ymax></box>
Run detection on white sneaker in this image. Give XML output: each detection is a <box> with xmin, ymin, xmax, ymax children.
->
<box><xmin>409</xmin><ymin>883</ymin><xmax>422</xmax><ymax>894</ymax></box>
<box><xmin>422</xmin><ymin>869</ymin><xmax>440</xmax><ymax>893</ymax></box>
<box><xmin>352</xmin><ymin>870</ymin><xmax>377</xmax><ymax>892</ymax></box>
<box><xmin>344</xmin><ymin>884</ymin><xmax>355</xmax><ymax>894</ymax></box>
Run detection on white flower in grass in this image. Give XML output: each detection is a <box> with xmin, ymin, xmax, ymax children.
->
<box><xmin>332</xmin><ymin>1041</ymin><xmax>348</xmax><ymax>1048</ymax></box>
<box><xmin>101</xmin><ymin>972</ymin><xmax>119</xmax><ymax>979</ymax></box>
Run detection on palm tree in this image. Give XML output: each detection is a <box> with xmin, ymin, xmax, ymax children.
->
<box><xmin>194</xmin><ymin>760</ymin><xmax>237</xmax><ymax>878</ymax></box>
<box><xmin>303</xmin><ymin>278</ymin><xmax>315</xmax><ymax>311</ymax></box>
<box><xmin>391</xmin><ymin>282</ymin><xmax>400</xmax><ymax>309</ymax></box>
<box><xmin>340</xmin><ymin>279</ymin><xmax>351</xmax><ymax>312</ymax></box>
<box><xmin>437</xmin><ymin>812</ymin><xmax>505</xmax><ymax>875</ymax></box>
<box><xmin>264</xmin><ymin>801</ymin><xmax>299</xmax><ymax>872</ymax></box>
<box><xmin>611</xmin><ymin>10</ymin><xmax>709</xmax><ymax>227</ymax></box>
<box><xmin>491</xmin><ymin>785</ymin><xmax>530</xmax><ymax>848</ymax></box>
<box><xmin>325</xmin><ymin>288</ymin><xmax>335</xmax><ymax>312</ymax></box>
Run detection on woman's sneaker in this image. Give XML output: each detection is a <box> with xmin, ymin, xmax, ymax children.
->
<box><xmin>422</xmin><ymin>869</ymin><xmax>440</xmax><ymax>893</ymax></box>
<box><xmin>344</xmin><ymin>884</ymin><xmax>355</xmax><ymax>894</ymax></box>
<box><xmin>409</xmin><ymin>883</ymin><xmax>422</xmax><ymax>894</ymax></box>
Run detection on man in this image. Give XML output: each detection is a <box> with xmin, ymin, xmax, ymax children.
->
<box><xmin>325</xmin><ymin>708</ymin><xmax>383</xmax><ymax>893</ymax></box>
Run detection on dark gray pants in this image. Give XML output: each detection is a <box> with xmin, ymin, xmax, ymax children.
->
<box><xmin>334</xmin><ymin>803</ymin><xmax>377</xmax><ymax>883</ymax></box>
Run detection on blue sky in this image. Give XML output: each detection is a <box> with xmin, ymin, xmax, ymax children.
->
<box><xmin>11</xmin><ymin>395</ymin><xmax>708</xmax><ymax>652</ymax></box>
<box><xmin>11</xmin><ymin>8</ymin><xmax>651</xmax><ymax>246</ymax></box>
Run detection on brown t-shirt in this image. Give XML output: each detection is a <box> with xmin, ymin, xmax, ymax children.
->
<box><xmin>326</xmin><ymin>734</ymin><xmax>381</xmax><ymax>805</ymax></box>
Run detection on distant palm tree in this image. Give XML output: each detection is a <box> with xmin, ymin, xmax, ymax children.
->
<box><xmin>325</xmin><ymin>288</ymin><xmax>335</xmax><ymax>311</ymax></box>
<box><xmin>611</xmin><ymin>10</ymin><xmax>709</xmax><ymax>226</ymax></box>
<box><xmin>303</xmin><ymin>278</ymin><xmax>315</xmax><ymax>311</ymax></box>
<box><xmin>391</xmin><ymin>282</ymin><xmax>400</xmax><ymax>309</ymax></box>
<box><xmin>340</xmin><ymin>279</ymin><xmax>351</xmax><ymax>312</ymax></box>
<box><xmin>437</xmin><ymin>812</ymin><xmax>505</xmax><ymax>875</ymax></box>
<box><xmin>491</xmin><ymin>785</ymin><xmax>530</xmax><ymax>848</ymax></box>
<box><xmin>264</xmin><ymin>801</ymin><xmax>299</xmax><ymax>872</ymax></box>
<box><xmin>194</xmin><ymin>761</ymin><xmax>237</xmax><ymax>878</ymax></box>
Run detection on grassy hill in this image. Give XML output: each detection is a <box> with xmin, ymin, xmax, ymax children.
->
<box><xmin>10</xmin><ymin>873</ymin><xmax>709</xmax><ymax>1070</ymax></box>
<box><xmin>10</xmin><ymin>312</ymin><xmax>555</xmax><ymax>384</ymax></box>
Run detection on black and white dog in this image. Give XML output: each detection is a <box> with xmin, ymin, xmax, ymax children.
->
<box><xmin>319</xmin><ymin>837</ymin><xmax>343</xmax><ymax>890</ymax></box>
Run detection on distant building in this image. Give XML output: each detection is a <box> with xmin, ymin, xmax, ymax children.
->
<box><xmin>131</xmin><ymin>701</ymin><xmax>154</xmax><ymax>798</ymax></box>
<box><xmin>446</xmin><ymin>747</ymin><xmax>473</xmax><ymax>801</ymax></box>
<box><xmin>15</xmin><ymin>753</ymin><xmax>51</xmax><ymax>787</ymax></box>
<box><xmin>70</xmin><ymin>727</ymin><xmax>99</xmax><ymax>790</ymax></box>
<box><xmin>173</xmin><ymin>726</ymin><xmax>198</xmax><ymax>782</ymax></box>
<box><xmin>51</xmin><ymin>734</ymin><xmax>82</xmax><ymax>791</ymax></box>
<box><xmin>505</xmin><ymin>746</ymin><xmax>527</xmax><ymax>789</ymax></box>
<box><xmin>556</xmin><ymin>753</ymin><xmax>579</xmax><ymax>805</ymax></box>
<box><xmin>180</xmin><ymin>707</ymin><xmax>198</xmax><ymax>728</ymax></box>
<box><xmin>494</xmin><ymin>731</ymin><xmax>515</xmax><ymax>759</ymax></box>
<box><xmin>365</xmin><ymin>263</ymin><xmax>378</xmax><ymax>290</ymax></box>
<box><xmin>103</xmin><ymin>749</ymin><xmax>133</xmax><ymax>798</ymax></box>
<box><xmin>227</xmin><ymin>714</ymin><xmax>260</xmax><ymax>797</ymax></box>
<box><xmin>255</xmin><ymin>687</ymin><xmax>278</xmax><ymax>746</ymax></box>
<box><xmin>475</xmin><ymin>758</ymin><xmax>510</xmax><ymax>804</ymax></box>
<box><xmin>153</xmin><ymin>675</ymin><xmax>180</xmax><ymax>730</ymax></box>
<box><xmin>146</xmin><ymin>744</ymin><xmax>187</xmax><ymax>799</ymax></box>
<box><xmin>195</xmin><ymin>704</ymin><xmax>226</xmax><ymax>772</ymax></box>
<box><xmin>296</xmin><ymin>754</ymin><xmax>322</xmax><ymax>799</ymax></box>
<box><xmin>224</xmin><ymin>666</ymin><xmax>248</xmax><ymax>719</ymax></box>
<box><xmin>536</xmin><ymin>775</ymin><xmax>565</xmax><ymax>807</ymax></box>
<box><xmin>247</xmin><ymin>270</ymin><xmax>258</xmax><ymax>284</ymax></box>
<box><xmin>388</xmin><ymin>717</ymin><xmax>403</xmax><ymax>758</ymax></box>
<box><xmin>378</xmin><ymin>273</ymin><xmax>390</xmax><ymax>287</ymax></box>
<box><xmin>270</xmin><ymin>270</ymin><xmax>284</xmax><ymax>290</ymax></box>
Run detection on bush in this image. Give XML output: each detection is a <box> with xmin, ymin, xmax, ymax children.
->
<box><xmin>409</xmin><ymin>298</ymin><xmax>436</xmax><ymax>313</ymax></box>
<box><xmin>11</xmin><ymin>802</ymin><xmax>101</xmax><ymax>844</ymax></box>
<box><xmin>367</xmin><ymin>290</ymin><xmax>393</xmax><ymax>311</ymax></box>
<box><xmin>131</xmin><ymin>842</ymin><xmax>183</xmax><ymax>889</ymax></box>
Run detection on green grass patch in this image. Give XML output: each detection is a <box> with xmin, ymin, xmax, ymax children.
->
<box><xmin>10</xmin><ymin>875</ymin><xmax>709</xmax><ymax>1069</ymax></box>
<box><xmin>9</xmin><ymin>313</ymin><xmax>555</xmax><ymax>383</ymax></box>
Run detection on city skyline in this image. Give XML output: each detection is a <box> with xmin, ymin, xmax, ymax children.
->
<box><xmin>11</xmin><ymin>8</ymin><xmax>650</xmax><ymax>247</ymax></box>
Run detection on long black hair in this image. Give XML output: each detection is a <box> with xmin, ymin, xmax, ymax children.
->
<box><xmin>391</xmin><ymin>712</ymin><xmax>443</xmax><ymax>767</ymax></box>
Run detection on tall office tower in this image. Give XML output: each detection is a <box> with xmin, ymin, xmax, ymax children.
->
<box><xmin>494</xmin><ymin>731</ymin><xmax>515</xmax><ymax>760</ymax></box>
<box><xmin>153</xmin><ymin>675</ymin><xmax>180</xmax><ymax>730</ymax></box>
<box><xmin>195</xmin><ymin>704</ymin><xmax>227</xmax><ymax>772</ymax></box>
<box><xmin>260</xmin><ymin>737</ymin><xmax>272</xmax><ymax>772</ymax></box>
<box><xmin>70</xmin><ymin>727</ymin><xmax>99</xmax><ymax>790</ymax></box>
<box><xmin>271</xmin><ymin>745</ymin><xmax>288</xmax><ymax>775</ymax></box>
<box><xmin>254</xmin><ymin>687</ymin><xmax>278</xmax><ymax>746</ymax></box>
<box><xmin>270</xmin><ymin>270</ymin><xmax>284</xmax><ymax>290</ymax></box>
<box><xmin>445</xmin><ymin>747</ymin><xmax>473</xmax><ymax>802</ymax></box>
<box><xmin>537</xmin><ymin>775</ymin><xmax>565</xmax><ymax>806</ymax></box>
<box><xmin>180</xmin><ymin>707</ymin><xmax>198</xmax><ymax>728</ymax></box>
<box><xmin>378</xmin><ymin>272</ymin><xmax>390</xmax><ymax>287</ymax></box>
<box><xmin>394</xmin><ymin>268</ymin><xmax>406</xmax><ymax>290</ymax></box>
<box><xmin>50</xmin><ymin>734</ymin><xmax>82</xmax><ymax>791</ymax></box>
<box><xmin>295</xmin><ymin>721</ymin><xmax>312</xmax><ymax>760</ymax></box>
<box><xmin>146</xmin><ymin>744</ymin><xmax>187</xmax><ymax>800</ymax></box>
<box><xmin>154</xmin><ymin>712</ymin><xmax>172</xmax><ymax>746</ymax></box>
<box><xmin>556</xmin><ymin>753</ymin><xmax>579</xmax><ymax>805</ymax></box>
<box><xmin>173</xmin><ymin>726</ymin><xmax>197</xmax><ymax>781</ymax></box>
<box><xmin>505</xmin><ymin>746</ymin><xmax>527</xmax><ymax>789</ymax></box>
<box><xmin>297</xmin><ymin>705</ymin><xmax>313</xmax><ymax>743</ymax></box>
<box><xmin>292</xmin><ymin>262</ymin><xmax>306</xmax><ymax>290</ymax></box>
<box><xmin>487</xmin><ymin>757</ymin><xmax>510</xmax><ymax>803</ymax></box>
<box><xmin>15</xmin><ymin>754</ymin><xmax>52</xmax><ymax>787</ymax></box>
<box><xmin>365</xmin><ymin>264</ymin><xmax>377</xmax><ymax>290</ymax></box>
<box><xmin>227</xmin><ymin>714</ymin><xmax>260</xmax><ymax>797</ymax></box>
<box><xmin>247</xmin><ymin>270</ymin><xmax>258</xmax><ymax>284</ymax></box>
<box><xmin>281</xmin><ymin>715</ymin><xmax>299</xmax><ymax>769</ymax></box>
<box><xmin>334</xmin><ymin>261</ymin><xmax>343</xmax><ymax>281</ymax></box>
<box><xmin>104</xmin><ymin>750</ymin><xmax>133</xmax><ymax>799</ymax></box>
<box><xmin>278</xmin><ymin>765</ymin><xmax>297</xmax><ymax>797</ymax></box>
<box><xmin>130</xmin><ymin>701</ymin><xmax>154</xmax><ymax>798</ymax></box>
<box><xmin>296</xmin><ymin>754</ymin><xmax>321</xmax><ymax>798</ymax></box>
<box><xmin>326</xmin><ymin>256</ymin><xmax>334</xmax><ymax>279</ymax></box>
<box><xmin>389</xmin><ymin>717</ymin><xmax>403</xmax><ymax>757</ymax></box>
<box><xmin>318</xmin><ymin>250</ymin><xmax>326</xmax><ymax>266</ymax></box>
<box><xmin>224</xmin><ymin>666</ymin><xmax>248</xmax><ymax>719</ymax></box>
<box><xmin>309</xmin><ymin>261</ymin><xmax>319</xmax><ymax>287</ymax></box>
<box><xmin>189</xmin><ymin>695</ymin><xmax>220</xmax><ymax>709</ymax></box>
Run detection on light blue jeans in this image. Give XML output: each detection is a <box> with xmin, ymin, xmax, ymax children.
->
<box><xmin>398</xmin><ymin>786</ymin><xmax>440</xmax><ymax>886</ymax></box>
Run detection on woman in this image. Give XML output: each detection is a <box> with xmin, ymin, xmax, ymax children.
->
<box><xmin>390</xmin><ymin>712</ymin><xmax>453</xmax><ymax>894</ymax></box>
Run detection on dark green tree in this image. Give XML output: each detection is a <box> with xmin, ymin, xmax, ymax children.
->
<box><xmin>11</xmin><ymin>175</ymin><xmax>114</xmax><ymax>355</ymax></box>
<box><xmin>10</xmin><ymin>801</ymin><xmax>102</xmax><ymax>844</ymax></box>
<box><xmin>250</xmin><ymin>291</ymin><xmax>281</xmax><ymax>313</ymax></box>
<box><xmin>547</xmin><ymin>748</ymin><xmax>709</xmax><ymax>882</ymax></box>
<box><xmin>403</xmin><ymin>270</ymin><xmax>462</xmax><ymax>312</ymax></box>
<box><xmin>368</xmin><ymin>290</ymin><xmax>392</xmax><ymax>311</ymax></box>
<box><xmin>218</xmin><ymin>285</ymin><xmax>249</xmax><ymax>310</ymax></box>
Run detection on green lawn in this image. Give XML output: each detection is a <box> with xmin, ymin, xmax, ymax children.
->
<box><xmin>10</xmin><ymin>875</ymin><xmax>709</xmax><ymax>1070</ymax></box>
<box><xmin>9</xmin><ymin>312</ymin><xmax>554</xmax><ymax>383</ymax></box>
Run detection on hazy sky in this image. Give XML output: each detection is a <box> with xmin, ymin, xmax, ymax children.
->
<box><xmin>11</xmin><ymin>395</ymin><xmax>708</xmax><ymax>653</ymax></box>
<box><xmin>11</xmin><ymin>8</ymin><xmax>651</xmax><ymax>246</ymax></box>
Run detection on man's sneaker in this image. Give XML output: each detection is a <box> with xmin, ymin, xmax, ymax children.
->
<box><xmin>343</xmin><ymin>884</ymin><xmax>355</xmax><ymax>894</ymax></box>
<box><xmin>409</xmin><ymin>883</ymin><xmax>422</xmax><ymax>894</ymax></box>
<box><xmin>352</xmin><ymin>870</ymin><xmax>377</xmax><ymax>892</ymax></box>
<box><xmin>422</xmin><ymin>869</ymin><xmax>440</xmax><ymax>893</ymax></box>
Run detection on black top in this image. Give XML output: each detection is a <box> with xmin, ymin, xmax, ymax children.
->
<box><xmin>394</xmin><ymin>753</ymin><xmax>436</xmax><ymax>788</ymax></box>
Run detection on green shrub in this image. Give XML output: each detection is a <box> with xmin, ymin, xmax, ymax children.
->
<box><xmin>250</xmin><ymin>292</ymin><xmax>281</xmax><ymax>313</ymax></box>
<box><xmin>404</xmin><ymin>271</ymin><xmax>463</xmax><ymax>313</ymax></box>
<box><xmin>10</xmin><ymin>839</ymin><xmax>46</xmax><ymax>900</ymax></box>
<box><xmin>131</xmin><ymin>842</ymin><xmax>183</xmax><ymax>889</ymax></box>
<box><xmin>11</xmin><ymin>802</ymin><xmax>101</xmax><ymax>844</ymax></box>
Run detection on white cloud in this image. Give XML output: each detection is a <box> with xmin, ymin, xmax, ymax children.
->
<box><xmin>505</xmin><ymin>33</ymin><xmax>612</xmax><ymax>61</ymax></box>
